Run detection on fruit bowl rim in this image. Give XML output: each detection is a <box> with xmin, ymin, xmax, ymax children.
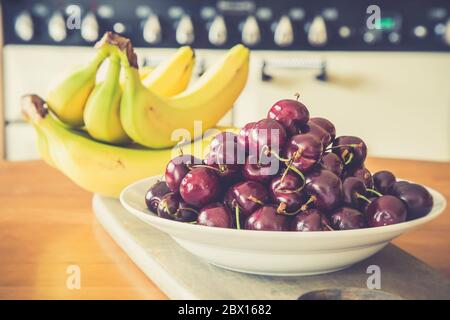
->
<box><xmin>119</xmin><ymin>175</ymin><xmax>446</xmax><ymax>239</ymax></box>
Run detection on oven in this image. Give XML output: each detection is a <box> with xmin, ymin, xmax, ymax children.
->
<box><xmin>1</xmin><ymin>0</ymin><xmax>449</xmax><ymax>161</ymax></box>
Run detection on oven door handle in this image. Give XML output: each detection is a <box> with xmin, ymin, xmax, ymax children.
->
<box><xmin>261</xmin><ymin>58</ymin><xmax>327</xmax><ymax>82</ymax></box>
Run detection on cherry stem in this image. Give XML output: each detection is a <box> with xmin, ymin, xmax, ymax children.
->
<box><xmin>276</xmin><ymin>202</ymin><xmax>302</xmax><ymax>216</ymax></box>
<box><xmin>248</xmin><ymin>196</ymin><xmax>264</xmax><ymax>206</ymax></box>
<box><xmin>294</xmin><ymin>92</ymin><xmax>300</xmax><ymax>101</ymax></box>
<box><xmin>343</xmin><ymin>152</ymin><xmax>354</xmax><ymax>165</ymax></box>
<box><xmin>324</xmin><ymin>143</ymin><xmax>363</xmax><ymax>152</ymax></box>
<box><xmin>191</xmin><ymin>164</ymin><xmax>224</xmax><ymax>173</ymax></box>
<box><xmin>261</xmin><ymin>145</ymin><xmax>290</xmax><ymax>162</ymax></box>
<box><xmin>366</xmin><ymin>188</ymin><xmax>383</xmax><ymax>197</ymax></box>
<box><xmin>324</xmin><ymin>223</ymin><xmax>334</xmax><ymax>231</ymax></box>
<box><xmin>235</xmin><ymin>206</ymin><xmax>241</xmax><ymax>230</ymax></box>
<box><xmin>356</xmin><ymin>192</ymin><xmax>372</xmax><ymax>204</ymax></box>
<box><xmin>300</xmin><ymin>195</ymin><xmax>317</xmax><ymax>211</ymax></box>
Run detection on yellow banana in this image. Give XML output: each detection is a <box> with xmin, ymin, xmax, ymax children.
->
<box><xmin>46</xmin><ymin>46</ymin><xmax>109</xmax><ymax>127</ymax></box>
<box><xmin>115</xmin><ymin>36</ymin><xmax>249</xmax><ymax>149</ymax></box>
<box><xmin>22</xmin><ymin>94</ymin><xmax>238</xmax><ymax>198</ymax></box>
<box><xmin>119</xmin><ymin>65</ymin><xmax>154</xmax><ymax>89</ymax></box>
<box><xmin>83</xmin><ymin>52</ymin><xmax>129</xmax><ymax>144</ymax></box>
<box><xmin>142</xmin><ymin>46</ymin><xmax>195</xmax><ymax>97</ymax></box>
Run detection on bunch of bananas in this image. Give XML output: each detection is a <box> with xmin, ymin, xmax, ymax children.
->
<box><xmin>22</xmin><ymin>32</ymin><xmax>248</xmax><ymax>197</ymax></box>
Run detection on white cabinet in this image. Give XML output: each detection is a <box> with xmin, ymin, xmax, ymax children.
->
<box><xmin>6</xmin><ymin>123</ymin><xmax>40</xmax><ymax>161</ymax></box>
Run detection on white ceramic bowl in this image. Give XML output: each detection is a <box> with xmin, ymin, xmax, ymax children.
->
<box><xmin>120</xmin><ymin>176</ymin><xmax>446</xmax><ymax>276</ymax></box>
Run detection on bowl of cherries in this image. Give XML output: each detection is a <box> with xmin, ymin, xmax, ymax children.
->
<box><xmin>120</xmin><ymin>96</ymin><xmax>446</xmax><ymax>276</ymax></box>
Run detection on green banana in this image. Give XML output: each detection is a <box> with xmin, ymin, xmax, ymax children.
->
<box><xmin>46</xmin><ymin>47</ymin><xmax>109</xmax><ymax>127</ymax></box>
<box><xmin>83</xmin><ymin>52</ymin><xmax>129</xmax><ymax>144</ymax></box>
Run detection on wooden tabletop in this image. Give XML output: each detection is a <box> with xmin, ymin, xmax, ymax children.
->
<box><xmin>0</xmin><ymin>159</ymin><xmax>449</xmax><ymax>299</ymax></box>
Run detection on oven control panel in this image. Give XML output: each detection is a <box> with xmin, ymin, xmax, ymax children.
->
<box><xmin>3</xmin><ymin>0</ymin><xmax>450</xmax><ymax>51</ymax></box>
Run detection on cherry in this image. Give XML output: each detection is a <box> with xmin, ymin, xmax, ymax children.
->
<box><xmin>157</xmin><ymin>193</ymin><xmax>198</xmax><ymax>222</ymax></box>
<box><xmin>373</xmin><ymin>170</ymin><xmax>396</xmax><ymax>194</ymax></box>
<box><xmin>392</xmin><ymin>181</ymin><xmax>433</xmax><ymax>220</ymax></box>
<box><xmin>309</xmin><ymin>117</ymin><xmax>336</xmax><ymax>142</ymax></box>
<box><xmin>165</xmin><ymin>154</ymin><xmax>201</xmax><ymax>193</ymax></box>
<box><xmin>366</xmin><ymin>195</ymin><xmax>407</xmax><ymax>227</ymax></box>
<box><xmin>342</xmin><ymin>177</ymin><xmax>372</xmax><ymax>207</ymax></box>
<box><xmin>319</xmin><ymin>152</ymin><xmax>343</xmax><ymax>177</ymax></box>
<box><xmin>237</xmin><ymin>122</ymin><xmax>256</xmax><ymax>155</ymax></box>
<box><xmin>331</xmin><ymin>207</ymin><xmax>366</xmax><ymax>230</ymax></box>
<box><xmin>248</xmin><ymin>119</ymin><xmax>287</xmax><ymax>156</ymax></box>
<box><xmin>197</xmin><ymin>203</ymin><xmax>233</xmax><ymax>228</ymax></box>
<box><xmin>290</xmin><ymin>209</ymin><xmax>331</xmax><ymax>231</ymax></box>
<box><xmin>300</xmin><ymin>122</ymin><xmax>332</xmax><ymax>148</ymax></box>
<box><xmin>245</xmin><ymin>205</ymin><xmax>291</xmax><ymax>231</ymax></box>
<box><xmin>145</xmin><ymin>181</ymin><xmax>171</xmax><ymax>213</ymax></box>
<box><xmin>345</xmin><ymin>166</ymin><xmax>373</xmax><ymax>189</ymax></box>
<box><xmin>179</xmin><ymin>167</ymin><xmax>221</xmax><ymax>207</ymax></box>
<box><xmin>267</xmin><ymin>98</ymin><xmax>309</xmax><ymax>136</ymax></box>
<box><xmin>270</xmin><ymin>171</ymin><xmax>304</xmax><ymax>213</ymax></box>
<box><xmin>283</xmin><ymin>133</ymin><xmax>323</xmax><ymax>172</ymax></box>
<box><xmin>230</xmin><ymin>181</ymin><xmax>269</xmax><ymax>218</ymax></box>
<box><xmin>303</xmin><ymin>168</ymin><xmax>343</xmax><ymax>212</ymax></box>
<box><xmin>242</xmin><ymin>154</ymin><xmax>280</xmax><ymax>183</ymax></box>
<box><xmin>205</xmin><ymin>152</ymin><xmax>241</xmax><ymax>185</ymax></box>
<box><xmin>332</xmin><ymin>136</ymin><xmax>367</xmax><ymax>169</ymax></box>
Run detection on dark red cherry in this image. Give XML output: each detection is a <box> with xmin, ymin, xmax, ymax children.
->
<box><xmin>205</xmin><ymin>152</ymin><xmax>241</xmax><ymax>185</ymax></box>
<box><xmin>209</xmin><ymin>132</ymin><xmax>238</xmax><ymax>152</ymax></box>
<box><xmin>290</xmin><ymin>209</ymin><xmax>331</xmax><ymax>231</ymax></box>
<box><xmin>245</xmin><ymin>205</ymin><xmax>291</xmax><ymax>231</ymax></box>
<box><xmin>373</xmin><ymin>171</ymin><xmax>396</xmax><ymax>194</ymax></box>
<box><xmin>197</xmin><ymin>203</ymin><xmax>233</xmax><ymax>228</ymax></box>
<box><xmin>230</xmin><ymin>181</ymin><xmax>269</xmax><ymax>217</ymax></box>
<box><xmin>156</xmin><ymin>193</ymin><xmax>198</xmax><ymax>222</ymax></box>
<box><xmin>345</xmin><ymin>166</ymin><xmax>373</xmax><ymax>189</ymax></box>
<box><xmin>270</xmin><ymin>171</ymin><xmax>304</xmax><ymax>213</ymax></box>
<box><xmin>179</xmin><ymin>167</ymin><xmax>221</xmax><ymax>207</ymax></box>
<box><xmin>248</xmin><ymin>118</ymin><xmax>287</xmax><ymax>156</ymax></box>
<box><xmin>331</xmin><ymin>207</ymin><xmax>366</xmax><ymax>230</ymax></box>
<box><xmin>309</xmin><ymin>117</ymin><xmax>336</xmax><ymax>142</ymax></box>
<box><xmin>165</xmin><ymin>154</ymin><xmax>201</xmax><ymax>193</ymax></box>
<box><xmin>342</xmin><ymin>177</ymin><xmax>368</xmax><ymax>208</ymax></box>
<box><xmin>145</xmin><ymin>181</ymin><xmax>171</xmax><ymax>213</ymax></box>
<box><xmin>332</xmin><ymin>136</ymin><xmax>367</xmax><ymax>169</ymax></box>
<box><xmin>366</xmin><ymin>195</ymin><xmax>407</xmax><ymax>227</ymax></box>
<box><xmin>319</xmin><ymin>152</ymin><xmax>343</xmax><ymax>177</ymax></box>
<box><xmin>392</xmin><ymin>182</ymin><xmax>433</xmax><ymax>220</ymax></box>
<box><xmin>283</xmin><ymin>133</ymin><xmax>323</xmax><ymax>172</ymax></box>
<box><xmin>237</xmin><ymin>122</ymin><xmax>256</xmax><ymax>155</ymax></box>
<box><xmin>300</xmin><ymin>122</ymin><xmax>331</xmax><ymax>148</ymax></box>
<box><xmin>267</xmin><ymin>99</ymin><xmax>309</xmax><ymax>136</ymax></box>
<box><xmin>304</xmin><ymin>168</ymin><xmax>343</xmax><ymax>212</ymax></box>
<box><xmin>242</xmin><ymin>154</ymin><xmax>280</xmax><ymax>183</ymax></box>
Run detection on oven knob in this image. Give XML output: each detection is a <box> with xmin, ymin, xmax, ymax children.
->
<box><xmin>208</xmin><ymin>15</ymin><xmax>227</xmax><ymax>46</ymax></box>
<box><xmin>143</xmin><ymin>14</ymin><xmax>162</xmax><ymax>44</ymax></box>
<box><xmin>274</xmin><ymin>15</ymin><xmax>294</xmax><ymax>47</ymax></box>
<box><xmin>242</xmin><ymin>16</ymin><xmax>261</xmax><ymax>46</ymax></box>
<box><xmin>48</xmin><ymin>11</ymin><xmax>67</xmax><ymax>42</ymax></box>
<box><xmin>176</xmin><ymin>14</ymin><xmax>195</xmax><ymax>45</ymax></box>
<box><xmin>444</xmin><ymin>19</ymin><xmax>450</xmax><ymax>46</ymax></box>
<box><xmin>308</xmin><ymin>15</ymin><xmax>327</xmax><ymax>47</ymax></box>
<box><xmin>81</xmin><ymin>12</ymin><xmax>99</xmax><ymax>42</ymax></box>
<box><xmin>15</xmin><ymin>11</ymin><xmax>34</xmax><ymax>41</ymax></box>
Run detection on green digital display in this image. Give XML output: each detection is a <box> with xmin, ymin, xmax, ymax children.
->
<box><xmin>379</xmin><ymin>17</ymin><xmax>396</xmax><ymax>30</ymax></box>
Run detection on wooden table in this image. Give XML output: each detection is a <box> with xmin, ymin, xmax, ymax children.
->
<box><xmin>0</xmin><ymin>159</ymin><xmax>449</xmax><ymax>299</ymax></box>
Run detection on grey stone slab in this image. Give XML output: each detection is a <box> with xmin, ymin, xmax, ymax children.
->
<box><xmin>93</xmin><ymin>195</ymin><xmax>450</xmax><ymax>300</ymax></box>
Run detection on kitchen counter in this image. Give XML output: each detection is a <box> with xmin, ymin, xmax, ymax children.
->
<box><xmin>0</xmin><ymin>159</ymin><xmax>449</xmax><ymax>299</ymax></box>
